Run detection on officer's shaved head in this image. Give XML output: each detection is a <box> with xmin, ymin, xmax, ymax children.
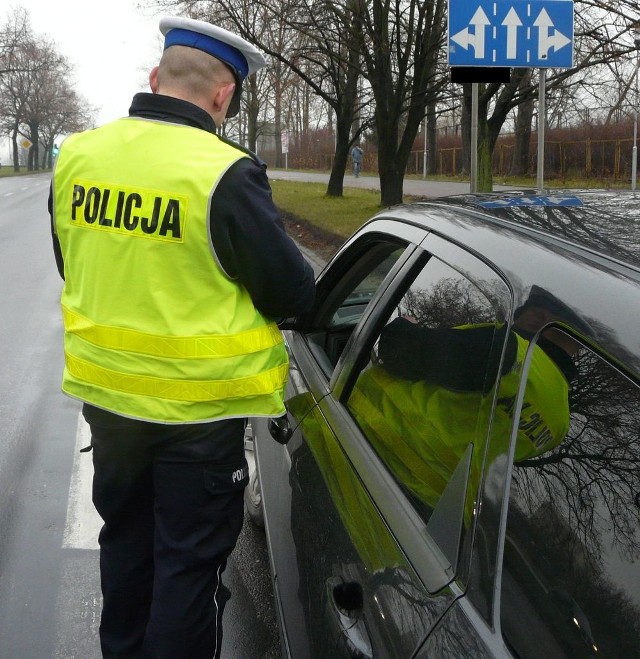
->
<box><xmin>156</xmin><ymin>45</ymin><xmax>235</xmax><ymax>99</ymax></box>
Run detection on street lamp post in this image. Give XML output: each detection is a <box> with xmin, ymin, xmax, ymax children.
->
<box><xmin>632</xmin><ymin>24</ymin><xmax>640</xmax><ymax>192</ymax></box>
<box><xmin>633</xmin><ymin>85</ymin><xmax>637</xmax><ymax>192</ymax></box>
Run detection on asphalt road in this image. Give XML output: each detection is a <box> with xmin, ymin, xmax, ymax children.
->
<box><xmin>267</xmin><ymin>168</ymin><xmax>517</xmax><ymax>197</ymax></box>
<box><xmin>0</xmin><ymin>172</ymin><xmax>278</xmax><ymax>659</ymax></box>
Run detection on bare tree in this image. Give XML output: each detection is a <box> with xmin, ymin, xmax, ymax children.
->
<box><xmin>39</xmin><ymin>85</ymin><xmax>94</xmax><ymax>169</ymax></box>
<box><xmin>22</xmin><ymin>37</ymin><xmax>70</xmax><ymax>170</ymax></box>
<box><xmin>0</xmin><ymin>20</ymin><xmax>94</xmax><ymax>171</ymax></box>
<box><xmin>222</xmin><ymin>0</ymin><xmax>368</xmax><ymax>197</ymax></box>
<box><xmin>360</xmin><ymin>0</ymin><xmax>448</xmax><ymax>206</ymax></box>
<box><xmin>0</xmin><ymin>32</ymin><xmax>36</xmax><ymax>170</ymax></box>
<box><xmin>226</xmin><ymin>0</ymin><xmax>450</xmax><ymax>205</ymax></box>
<box><xmin>0</xmin><ymin>6</ymin><xmax>29</xmax><ymax>70</ymax></box>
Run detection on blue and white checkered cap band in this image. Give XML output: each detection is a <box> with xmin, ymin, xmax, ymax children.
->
<box><xmin>164</xmin><ymin>28</ymin><xmax>249</xmax><ymax>80</ymax></box>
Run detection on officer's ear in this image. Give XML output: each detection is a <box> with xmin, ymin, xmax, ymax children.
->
<box><xmin>149</xmin><ymin>67</ymin><xmax>160</xmax><ymax>94</ymax></box>
<box><xmin>213</xmin><ymin>80</ymin><xmax>236</xmax><ymax>114</ymax></box>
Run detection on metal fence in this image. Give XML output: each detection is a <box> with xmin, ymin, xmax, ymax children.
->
<box><xmin>414</xmin><ymin>137</ymin><xmax>639</xmax><ymax>181</ymax></box>
<box><xmin>259</xmin><ymin>135</ymin><xmax>640</xmax><ymax>182</ymax></box>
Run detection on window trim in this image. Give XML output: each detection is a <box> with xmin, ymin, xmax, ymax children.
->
<box><xmin>328</xmin><ymin>238</ymin><xmax>515</xmax><ymax>596</ymax></box>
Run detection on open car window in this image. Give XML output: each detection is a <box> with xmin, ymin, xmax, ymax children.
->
<box><xmin>304</xmin><ymin>238</ymin><xmax>409</xmax><ymax>376</ymax></box>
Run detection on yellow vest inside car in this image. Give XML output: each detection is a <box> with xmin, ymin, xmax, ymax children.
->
<box><xmin>349</xmin><ymin>330</ymin><xmax>570</xmax><ymax>514</ymax></box>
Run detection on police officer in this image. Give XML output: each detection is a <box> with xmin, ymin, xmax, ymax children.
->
<box><xmin>49</xmin><ymin>16</ymin><xmax>315</xmax><ymax>659</ymax></box>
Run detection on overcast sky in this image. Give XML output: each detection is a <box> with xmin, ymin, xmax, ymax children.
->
<box><xmin>2</xmin><ymin>1</ymin><xmax>168</xmax><ymax>160</ymax></box>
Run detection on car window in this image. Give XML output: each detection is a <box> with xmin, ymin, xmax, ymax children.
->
<box><xmin>500</xmin><ymin>338</ymin><xmax>640</xmax><ymax>658</ymax></box>
<box><xmin>306</xmin><ymin>240</ymin><xmax>407</xmax><ymax>373</ymax></box>
<box><xmin>345</xmin><ymin>254</ymin><xmax>511</xmax><ymax>562</ymax></box>
<box><xmin>328</xmin><ymin>249</ymin><xmax>401</xmax><ymax>327</ymax></box>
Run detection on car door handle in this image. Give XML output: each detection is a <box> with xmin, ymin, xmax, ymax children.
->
<box><xmin>326</xmin><ymin>577</ymin><xmax>373</xmax><ymax>659</ymax></box>
<box><xmin>268</xmin><ymin>414</ymin><xmax>293</xmax><ymax>445</ymax></box>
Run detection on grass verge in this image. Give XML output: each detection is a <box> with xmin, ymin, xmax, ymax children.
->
<box><xmin>0</xmin><ymin>166</ymin><xmax>34</xmax><ymax>178</ymax></box>
<box><xmin>270</xmin><ymin>179</ymin><xmax>382</xmax><ymax>240</ymax></box>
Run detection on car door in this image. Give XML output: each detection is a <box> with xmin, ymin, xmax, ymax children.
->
<box><xmin>255</xmin><ymin>219</ymin><xmax>514</xmax><ymax>658</ymax></box>
<box><xmin>255</xmin><ymin>222</ymin><xmax>427</xmax><ymax>658</ymax></box>
<box><xmin>497</xmin><ymin>331</ymin><xmax>640</xmax><ymax>658</ymax></box>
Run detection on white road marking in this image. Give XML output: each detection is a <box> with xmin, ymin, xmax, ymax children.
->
<box><xmin>62</xmin><ymin>414</ymin><xmax>102</xmax><ymax>550</ymax></box>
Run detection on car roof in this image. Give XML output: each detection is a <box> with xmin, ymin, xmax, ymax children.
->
<box><xmin>368</xmin><ymin>190</ymin><xmax>640</xmax><ymax>380</ymax></box>
<box><xmin>434</xmin><ymin>189</ymin><xmax>640</xmax><ymax>268</ymax></box>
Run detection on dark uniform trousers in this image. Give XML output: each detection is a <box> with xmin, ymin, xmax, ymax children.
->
<box><xmin>83</xmin><ymin>404</ymin><xmax>248</xmax><ymax>659</ymax></box>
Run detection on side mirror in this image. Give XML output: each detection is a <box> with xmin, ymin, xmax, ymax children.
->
<box><xmin>277</xmin><ymin>316</ymin><xmax>297</xmax><ymax>330</ymax></box>
<box><xmin>268</xmin><ymin>414</ymin><xmax>293</xmax><ymax>445</ymax></box>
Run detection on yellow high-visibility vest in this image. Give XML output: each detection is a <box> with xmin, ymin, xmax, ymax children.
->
<box><xmin>52</xmin><ymin>117</ymin><xmax>288</xmax><ymax>423</ymax></box>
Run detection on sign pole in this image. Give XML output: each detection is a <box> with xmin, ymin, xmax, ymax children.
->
<box><xmin>633</xmin><ymin>52</ymin><xmax>639</xmax><ymax>192</ymax></box>
<box><xmin>423</xmin><ymin>118</ymin><xmax>428</xmax><ymax>179</ymax></box>
<box><xmin>470</xmin><ymin>83</ymin><xmax>478</xmax><ymax>193</ymax></box>
<box><xmin>633</xmin><ymin>102</ymin><xmax>637</xmax><ymax>192</ymax></box>
<box><xmin>536</xmin><ymin>69</ymin><xmax>546</xmax><ymax>193</ymax></box>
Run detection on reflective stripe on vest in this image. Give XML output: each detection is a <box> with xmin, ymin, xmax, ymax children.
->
<box><xmin>65</xmin><ymin>353</ymin><xmax>289</xmax><ymax>402</ymax></box>
<box><xmin>62</xmin><ymin>305</ymin><xmax>284</xmax><ymax>359</ymax></box>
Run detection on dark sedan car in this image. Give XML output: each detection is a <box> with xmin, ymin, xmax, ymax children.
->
<box><xmin>246</xmin><ymin>190</ymin><xmax>640</xmax><ymax>658</ymax></box>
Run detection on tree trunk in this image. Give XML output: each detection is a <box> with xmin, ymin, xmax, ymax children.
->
<box><xmin>325</xmin><ymin>0</ymin><xmax>364</xmax><ymax>197</ymax></box>
<box><xmin>477</xmin><ymin>126</ymin><xmax>494</xmax><ymax>191</ymax></box>
<box><xmin>377</xmin><ymin>120</ymin><xmax>404</xmax><ymax>206</ymax></box>
<box><xmin>245</xmin><ymin>76</ymin><xmax>259</xmax><ymax>154</ymax></box>
<box><xmin>379</xmin><ymin>161</ymin><xmax>404</xmax><ymax>206</ymax></box>
<box><xmin>11</xmin><ymin>125</ymin><xmax>20</xmax><ymax>171</ymax></box>
<box><xmin>327</xmin><ymin>113</ymin><xmax>352</xmax><ymax>197</ymax></box>
<box><xmin>30</xmin><ymin>123</ymin><xmax>40</xmax><ymax>170</ymax></box>
<box><xmin>511</xmin><ymin>71</ymin><xmax>534</xmax><ymax>176</ymax></box>
<box><xmin>477</xmin><ymin>93</ymin><xmax>509</xmax><ymax>192</ymax></box>
<box><xmin>43</xmin><ymin>140</ymin><xmax>54</xmax><ymax>169</ymax></box>
<box><xmin>462</xmin><ymin>75</ymin><xmax>523</xmax><ymax>192</ymax></box>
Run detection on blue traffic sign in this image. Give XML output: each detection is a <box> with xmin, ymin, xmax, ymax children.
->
<box><xmin>448</xmin><ymin>0</ymin><xmax>574</xmax><ymax>68</ymax></box>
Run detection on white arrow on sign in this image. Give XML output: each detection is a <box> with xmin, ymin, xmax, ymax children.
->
<box><xmin>534</xmin><ymin>8</ymin><xmax>571</xmax><ymax>60</ymax></box>
<box><xmin>501</xmin><ymin>7</ymin><xmax>522</xmax><ymax>60</ymax></box>
<box><xmin>451</xmin><ymin>6</ymin><xmax>491</xmax><ymax>59</ymax></box>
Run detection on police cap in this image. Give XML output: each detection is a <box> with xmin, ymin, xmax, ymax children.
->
<box><xmin>516</xmin><ymin>285</ymin><xmax>593</xmax><ymax>337</ymax></box>
<box><xmin>159</xmin><ymin>16</ymin><xmax>267</xmax><ymax>118</ymax></box>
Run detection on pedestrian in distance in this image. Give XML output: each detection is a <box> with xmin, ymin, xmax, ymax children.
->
<box><xmin>48</xmin><ymin>15</ymin><xmax>315</xmax><ymax>659</ymax></box>
<box><xmin>351</xmin><ymin>143</ymin><xmax>364</xmax><ymax>177</ymax></box>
